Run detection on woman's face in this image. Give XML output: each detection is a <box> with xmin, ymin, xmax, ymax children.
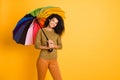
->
<box><xmin>49</xmin><ymin>17</ymin><xmax>58</xmax><ymax>28</ymax></box>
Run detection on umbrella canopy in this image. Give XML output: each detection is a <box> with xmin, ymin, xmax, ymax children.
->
<box><xmin>13</xmin><ymin>6</ymin><xmax>65</xmax><ymax>45</ymax></box>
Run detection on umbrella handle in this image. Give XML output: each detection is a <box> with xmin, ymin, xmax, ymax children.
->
<box><xmin>47</xmin><ymin>42</ymin><xmax>53</xmax><ymax>52</ymax></box>
<box><xmin>48</xmin><ymin>48</ymin><xmax>53</xmax><ymax>52</ymax></box>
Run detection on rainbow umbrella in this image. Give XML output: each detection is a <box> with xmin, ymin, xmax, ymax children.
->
<box><xmin>13</xmin><ymin>6</ymin><xmax>65</xmax><ymax>45</ymax></box>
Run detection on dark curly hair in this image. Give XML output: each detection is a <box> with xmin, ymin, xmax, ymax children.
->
<box><xmin>44</xmin><ymin>14</ymin><xmax>65</xmax><ymax>35</ymax></box>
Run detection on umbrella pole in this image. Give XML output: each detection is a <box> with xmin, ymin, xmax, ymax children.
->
<box><xmin>35</xmin><ymin>19</ymin><xmax>48</xmax><ymax>40</ymax></box>
<box><xmin>35</xmin><ymin>19</ymin><xmax>53</xmax><ymax>52</ymax></box>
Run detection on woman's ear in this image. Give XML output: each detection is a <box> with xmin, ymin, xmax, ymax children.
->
<box><xmin>49</xmin><ymin>19</ymin><xmax>51</xmax><ymax>21</ymax></box>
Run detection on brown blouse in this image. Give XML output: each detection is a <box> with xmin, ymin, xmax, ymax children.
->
<box><xmin>35</xmin><ymin>28</ymin><xmax>62</xmax><ymax>60</ymax></box>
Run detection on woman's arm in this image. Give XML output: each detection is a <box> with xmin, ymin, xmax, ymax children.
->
<box><xmin>54</xmin><ymin>36</ymin><xmax>62</xmax><ymax>49</ymax></box>
<box><xmin>39</xmin><ymin>45</ymin><xmax>49</xmax><ymax>49</ymax></box>
<box><xmin>34</xmin><ymin>30</ymin><xmax>42</xmax><ymax>49</ymax></box>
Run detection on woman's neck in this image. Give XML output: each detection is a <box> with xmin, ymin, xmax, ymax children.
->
<box><xmin>45</xmin><ymin>26</ymin><xmax>53</xmax><ymax>31</ymax></box>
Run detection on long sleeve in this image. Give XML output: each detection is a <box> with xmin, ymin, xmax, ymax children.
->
<box><xmin>57</xmin><ymin>36</ymin><xmax>62</xmax><ymax>49</ymax></box>
<box><xmin>34</xmin><ymin>30</ymin><xmax>41</xmax><ymax>49</ymax></box>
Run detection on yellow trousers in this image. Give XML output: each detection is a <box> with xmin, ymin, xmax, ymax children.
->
<box><xmin>36</xmin><ymin>58</ymin><xmax>62</xmax><ymax>80</ymax></box>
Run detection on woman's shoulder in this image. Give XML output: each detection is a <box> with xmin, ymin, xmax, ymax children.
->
<box><xmin>38</xmin><ymin>29</ymin><xmax>42</xmax><ymax>32</ymax></box>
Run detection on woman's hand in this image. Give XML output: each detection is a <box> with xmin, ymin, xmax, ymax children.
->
<box><xmin>47</xmin><ymin>40</ymin><xmax>55</xmax><ymax>48</ymax></box>
<box><xmin>47</xmin><ymin>40</ymin><xmax>60</xmax><ymax>49</ymax></box>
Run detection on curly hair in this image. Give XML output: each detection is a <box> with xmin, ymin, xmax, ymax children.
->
<box><xmin>44</xmin><ymin>14</ymin><xmax>65</xmax><ymax>35</ymax></box>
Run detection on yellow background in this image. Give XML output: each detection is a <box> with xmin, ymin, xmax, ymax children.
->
<box><xmin>0</xmin><ymin>0</ymin><xmax>120</xmax><ymax>80</ymax></box>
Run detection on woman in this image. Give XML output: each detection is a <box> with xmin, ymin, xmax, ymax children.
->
<box><xmin>35</xmin><ymin>14</ymin><xmax>65</xmax><ymax>80</ymax></box>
